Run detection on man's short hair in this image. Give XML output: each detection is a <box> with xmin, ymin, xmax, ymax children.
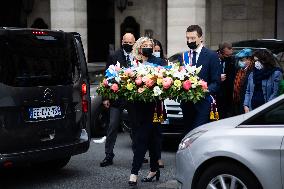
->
<box><xmin>218</xmin><ymin>42</ymin><xmax>232</xmax><ymax>51</ymax></box>
<box><xmin>186</xmin><ymin>25</ymin><xmax>203</xmax><ymax>37</ymax></box>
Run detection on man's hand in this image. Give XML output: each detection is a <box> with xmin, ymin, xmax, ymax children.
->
<box><xmin>221</xmin><ymin>74</ymin><xmax>226</xmax><ymax>82</ymax></box>
<box><xmin>103</xmin><ymin>100</ymin><xmax>110</xmax><ymax>108</ymax></box>
<box><xmin>244</xmin><ymin>106</ymin><xmax>249</xmax><ymax>113</ymax></box>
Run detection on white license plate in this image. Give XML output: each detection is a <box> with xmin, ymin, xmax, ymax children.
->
<box><xmin>29</xmin><ymin>106</ymin><xmax>62</xmax><ymax>120</ymax></box>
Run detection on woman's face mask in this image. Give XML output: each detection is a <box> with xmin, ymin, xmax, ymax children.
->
<box><xmin>238</xmin><ymin>60</ymin><xmax>246</xmax><ymax>68</ymax></box>
<box><xmin>141</xmin><ymin>48</ymin><xmax>153</xmax><ymax>57</ymax></box>
<box><xmin>152</xmin><ymin>51</ymin><xmax>160</xmax><ymax>58</ymax></box>
<box><xmin>254</xmin><ymin>60</ymin><xmax>264</xmax><ymax>70</ymax></box>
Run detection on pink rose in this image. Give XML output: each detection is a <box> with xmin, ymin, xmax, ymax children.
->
<box><xmin>111</xmin><ymin>83</ymin><xmax>119</xmax><ymax>93</ymax></box>
<box><xmin>138</xmin><ymin>87</ymin><xmax>145</xmax><ymax>93</ymax></box>
<box><xmin>179</xmin><ymin>66</ymin><xmax>185</xmax><ymax>71</ymax></box>
<box><xmin>146</xmin><ymin>79</ymin><xmax>155</xmax><ymax>88</ymax></box>
<box><xmin>183</xmin><ymin>80</ymin><xmax>191</xmax><ymax>91</ymax></box>
<box><xmin>125</xmin><ymin>68</ymin><xmax>133</xmax><ymax>76</ymax></box>
<box><xmin>135</xmin><ymin>77</ymin><xmax>143</xmax><ymax>86</ymax></box>
<box><xmin>103</xmin><ymin>79</ymin><xmax>108</xmax><ymax>87</ymax></box>
<box><xmin>200</xmin><ymin>80</ymin><xmax>208</xmax><ymax>90</ymax></box>
<box><xmin>142</xmin><ymin>76</ymin><xmax>149</xmax><ymax>83</ymax></box>
<box><xmin>162</xmin><ymin>77</ymin><xmax>173</xmax><ymax>89</ymax></box>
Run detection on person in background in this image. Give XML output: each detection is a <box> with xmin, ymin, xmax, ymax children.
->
<box><xmin>244</xmin><ymin>50</ymin><xmax>283</xmax><ymax>112</ymax></box>
<box><xmin>232</xmin><ymin>48</ymin><xmax>254</xmax><ymax>115</ymax></box>
<box><xmin>31</xmin><ymin>18</ymin><xmax>48</xmax><ymax>29</ymax></box>
<box><xmin>99</xmin><ymin>33</ymin><xmax>135</xmax><ymax>167</ymax></box>
<box><xmin>216</xmin><ymin>42</ymin><xmax>236</xmax><ymax>119</ymax></box>
<box><xmin>128</xmin><ymin>37</ymin><xmax>163</xmax><ymax>187</ymax></box>
<box><xmin>179</xmin><ymin>24</ymin><xmax>221</xmax><ymax>134</ymax></box>
<box><xmin>153</xmin><ymin>39</ymin><xmax>167</xmax><ymax>65</ymax></box>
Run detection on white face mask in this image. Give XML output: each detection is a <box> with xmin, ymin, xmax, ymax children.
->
<box><xmin>255</xmin><ymin>61</ymin><xmax>263</xmax><ymax>70</ymax></box>
<box><xmin>152</xmin><ymin>52</ymin><xmax>160</xmax><ymax>58</ymax></box>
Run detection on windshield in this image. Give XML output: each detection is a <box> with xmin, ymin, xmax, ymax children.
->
<box><xmin>0</xmin><ymin>31</ymin><xmax>79</xmax><ymax>87</ymax></box>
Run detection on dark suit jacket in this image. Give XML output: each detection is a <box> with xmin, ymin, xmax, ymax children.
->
<box><xmin>179</xmin><ymin>47</ymin><xmax>221</xmax><ymax>95</ymax></box>
<box><xmin>105</xmin><ymin>49</ymin><xmax>128</xmax><ymax>71</ymax></box>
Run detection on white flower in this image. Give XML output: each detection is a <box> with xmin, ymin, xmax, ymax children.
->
<box><xmin>195</xmin><ymin>66</ymin><xmax>202</xmax><ymax>74</ymax></box>
<box><xmin>115</xmin><ymin>76</ymin><xmax>121</xmax><ymax>83</ymax></box>
<box><xmin>153</xmin><ymin>86</ymin><xmax>162</xmax><ymax>96</ymax></box>
<box><xmin>173</xmin><ymin>71</ymin><xmax>185</xmax><ymax>81</ymax></box>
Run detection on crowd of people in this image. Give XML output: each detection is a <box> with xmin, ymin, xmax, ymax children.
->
<box><xmin>96</xmin><ymin>24</ymin><xmax>283</xmax><ymax>188</ymax></box>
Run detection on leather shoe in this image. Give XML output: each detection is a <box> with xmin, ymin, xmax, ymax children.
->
<box><xmin>100</xmin><ymin>158</ymin><xmax>113</xmax><ymax>167</ymax></box>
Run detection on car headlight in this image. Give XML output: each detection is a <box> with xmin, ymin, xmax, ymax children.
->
<box><xmin>178</xmin><ymin>130</ymin><xmax>207</xmax><ymax>150</ymax></box>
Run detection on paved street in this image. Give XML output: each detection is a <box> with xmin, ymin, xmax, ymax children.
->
<box><xmin>0</xmin><ymin>133</ymin><xmax>179</xmax><ymax>189</ymax></box>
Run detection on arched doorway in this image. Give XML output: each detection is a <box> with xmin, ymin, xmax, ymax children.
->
<box><xmin>120</xmin><ymin>16</ymin><xmax>140</xmax><ymax>40</ymax></box>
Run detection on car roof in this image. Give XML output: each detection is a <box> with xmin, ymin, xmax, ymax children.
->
<box><xmin>232</xmin><ymin>39</ymin><xmax>284</xmax><ymax>54</ymax></box>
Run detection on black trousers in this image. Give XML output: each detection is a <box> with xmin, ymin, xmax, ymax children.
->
<box><xmin>127</xmin><ymin>101</ymin><xmax>159</xmax><ymax>175</ymax></box>
<box><xmin>131</xmin><ymin>121</ymin><xmax>160</xmax><ymax>175</ymax></box>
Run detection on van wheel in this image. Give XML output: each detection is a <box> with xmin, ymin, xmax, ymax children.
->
<box><xmin>196</xmin><ymin>162</ymin><xmax>262</xmax><ymax>189</ymax></box>
<box><xmin>33</xmin><ymin>157</ymin><xmax>71</xmax><ymax>171</ymax></box>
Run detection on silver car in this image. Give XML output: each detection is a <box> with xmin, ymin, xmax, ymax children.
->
<box><xmin>176</xmin><ymin>94</ymin><xmax>284</xmax><ymax>189</ymax></box>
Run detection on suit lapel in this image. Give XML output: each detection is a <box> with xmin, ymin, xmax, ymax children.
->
<box><xmin>119</xmin><ymin>50</ymin><xmax>127</xmax><ymax>67</ymax></box>
<box><xmin>196</xmin><ymin>47</ymin><xmax>206</xmax><ymax>67</ymax></box>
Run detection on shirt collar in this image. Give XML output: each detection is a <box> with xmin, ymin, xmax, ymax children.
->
<box><xmin>123</xmin><ymin>49</ymin><xmax>129</xmax><ymax>56</ymax></box>
<box><xmin>193</xmin><ymin>43</ymin><xmax>203</xmax><ymax>54</ymax></box>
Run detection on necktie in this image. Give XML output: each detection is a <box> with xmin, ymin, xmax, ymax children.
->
<box><xmin>192</xmin><ymin>51</ymin><xmax>197</xmax><ymax>66</ymax></box>
<box><xmin>126</xmin><ymin>55</ymin><xmax>131</xmax><ymax>67</ymax></box>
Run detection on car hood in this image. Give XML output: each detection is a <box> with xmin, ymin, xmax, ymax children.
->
<box><xmin>184</xmin><ymin>114</ymin><xmax>245</xmax><ymax>138</ymax></box>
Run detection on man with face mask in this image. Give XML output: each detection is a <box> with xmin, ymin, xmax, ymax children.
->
<box><xmin>100</xmin><ymin>33</ymin><xmax>135</xmax><ymax>167</ymax></box>
<box><xmin>216</xmin><ymin>42</ymin><xmax>236</xmax><ymax>119</ymax></box>
<box><xmin>178</xmin><ymin>25</ymin><xmax>221</xmax><ymax>134</ymax></box>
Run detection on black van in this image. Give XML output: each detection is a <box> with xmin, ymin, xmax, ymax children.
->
<box><xmin>0</xmin><ymin>28</ymin><xmax>90</xmax><ymax>169</ymax></box>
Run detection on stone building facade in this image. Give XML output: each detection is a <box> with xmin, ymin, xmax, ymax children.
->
<box><xmin>1</xmin><ymin>0</ymin><xmax>283</xmax><ymax>63</ymax></box>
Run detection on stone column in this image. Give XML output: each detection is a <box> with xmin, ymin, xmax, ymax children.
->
<box><xmin>50</xmin><ymin>0</ymin><xmax>87</xmax><ymax>59</ymax></box>
<box><xmin>167</xmin><ymin>0</ymin><xmax>206</xmax><ymax>57</ymax></box>
<box><xmin>277</xmin><ymin>0</ymin><xmax>284</xmax><ymax>39</ymax></box>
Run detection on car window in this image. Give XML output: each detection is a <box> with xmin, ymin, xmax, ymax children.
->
<box><xmin>168</xmin><ymin>53</ymin><xmax>182</xmax><ymax>64</ymax></box>
<box><xmin>242</xmin><ymin>101</ymin><xmax>284</xmax><ymax>125</ymax></box>
<box><xmin>0</xmin><ymin>32</ymin><xmax>79</xmax><ymax>87</ymax></box>
<box><xmin>88</xmin><ymin>69</ymin><xmax>104</xmax><ymax>85</ymax></box>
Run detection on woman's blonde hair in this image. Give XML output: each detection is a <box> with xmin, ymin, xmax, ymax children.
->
<box><xmin>132</xmin><ymin>36</ymin><xmax>154</xmax><ymax>61</ymax></box>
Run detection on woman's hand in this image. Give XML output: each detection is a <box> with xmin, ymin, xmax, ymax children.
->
<box><xmin>244</xmin><ymin>106</ymin><xmax>249</xmax><ymax>113</ymax></box>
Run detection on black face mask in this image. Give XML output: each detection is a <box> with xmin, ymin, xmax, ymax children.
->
<box><xmin>187</xmin><ymin>41</ymin><xmax>198</xmax><ymax>50</ymax></box>
<box><xmin>141</xmin><ymin>48</ymin><xmax>153</xmax><ymax>57</ymax></box>
<box><xmin>122</xmin><ymin>44</ymin><xmax>133</xmax><ymax>53</ymax></box>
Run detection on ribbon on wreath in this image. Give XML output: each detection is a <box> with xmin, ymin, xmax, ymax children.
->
<box><xmin>153</xmin><ymin>101</ymin><xmax>164</xmax><ymax>123</ymax></box>
<box><xmin>209</xmin><ymin>95</ymin><xmax>219</xmax><ymax>121</ymax></box>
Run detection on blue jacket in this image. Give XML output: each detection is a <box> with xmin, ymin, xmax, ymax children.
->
<box><xmin>178</xmin><ymin>47</ymin><xmax>221</xmax><ymax>94</ymax></box>
<box><xmin>243</xmin><ymin>70</ymin><xmax>283</xmax><ymax>110</ymax></box>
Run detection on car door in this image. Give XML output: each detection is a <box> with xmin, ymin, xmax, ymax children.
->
<box><xmin>241</xmin><ymin>99</ymin><xmax>284</xmax><ymax>189</ymax></box>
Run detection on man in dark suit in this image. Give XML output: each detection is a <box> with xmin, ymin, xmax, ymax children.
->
<box><xmin>216</xmin><ymin>42</ymin><xmax>236</xmax><ymax>119</ymax></box>
<box><xmin>100</xmin><ymin>33</ymin><xmax>135</xmax><ymax>167</ymax></box>
<box><xmin>179</xmin><ymin>25</ymin><xmax>221</xmax><ymax>134</ymax></box>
